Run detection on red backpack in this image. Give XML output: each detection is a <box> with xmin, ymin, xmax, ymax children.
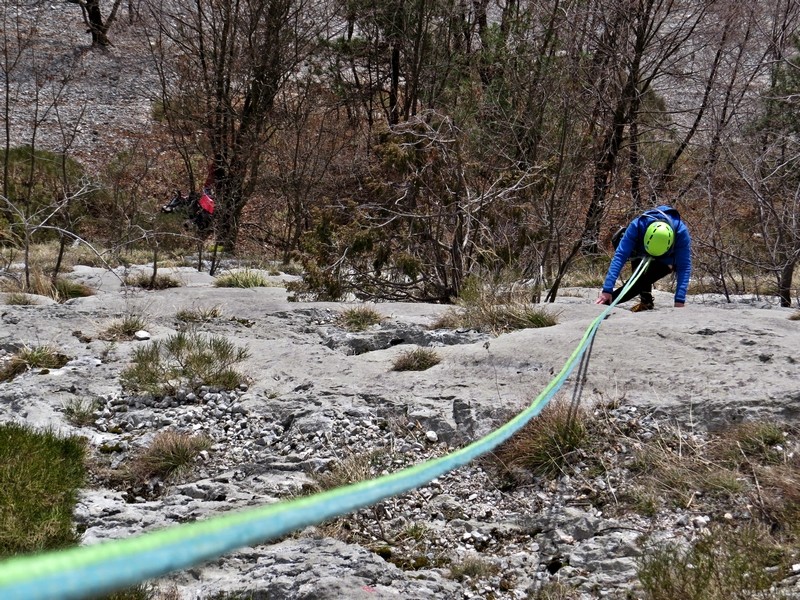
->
<box><xmin>198</xmin><ymin>193</ymin><xmax>215</xmax><ymax>214</ymax></box>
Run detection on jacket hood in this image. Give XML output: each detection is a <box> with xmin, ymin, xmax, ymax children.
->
<box><xmin>642</xmin><ymin>204</ymin><xmax>681</xmax><ymax>230</ymax></box>
<box><xmin>643</xmin><ymin>205</ymin><xmax>681</xmax><ymax>226</ymax></box>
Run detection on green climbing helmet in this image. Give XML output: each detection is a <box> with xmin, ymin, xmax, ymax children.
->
<box><xmin>643</xmin><ymin>221</ymin><xmax>674</xmax><ymax>256</ymax></box>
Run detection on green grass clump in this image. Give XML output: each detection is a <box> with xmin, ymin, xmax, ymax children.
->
<box><xmin>176</xmin><ymin>305</ymin><xmax>223</xmax><ymax>324</ymax></box>
<box><xmin>432</xmin><ymin>275</ymin><xmax>558</xmax><ymax>334</ymax></box>
<box><xmin>100</xmin><ymin>314</ymin><xmax>149</xmax><ymax>341</ymax></box>
<box><xmin>448</xmin><ymin>556</ymin><xmax>499</xmax><ymax>581</ymax></box>
<box><xmin>637</xmin><ymin>524</ymin><xmax>791</xmax><ymax>600</ymax></box>
<box><xmin>124</xmin><ymin>272</ymin><xmax>182</xmax><ymax>290</ymax></box>
<box><xmin>491</xmin><ymin>399</ymin><xmax>588</xmax><ymax>481</ymax></box>
<box><xmin>4</xmin><ymin>292</ymin><xmax>36</xmax><ymax>305</ymax></box>
<box><xmin>0</xmin><ymin>423</ymin><xmax>185</xmax><ymax>600</ymax></box>
<box><xmin>529</xmin><ymin>581</ymin><xmax>582</xmax><ymax>599</ymax></box>
<box><xmin>54</xmin><ymin>278</ymin><xmax>94</xmax><ymax>301</ymax></box>
<box><xmin>63</xmin><ymin>397</ymin><xmax>100</xmax><ymax>427</ymax></box>
<box><xmin>131</xmin><ymin>430</ymin><xmax>212</xmax><ymax>481</ymax></box>
<box><xmin>0</xmin><ymin>344</ymin><xmax>70</xmax><ymax>382</ymax></box>
<box><xmin>391</xmin><ymin>347</ymin><xmax>441</xmax><ymax>371</ymax></box>
<box><xmin>336</xmin><ymin>306</ymin><xmax>384</xmax><ymax>331</ymax></box>
<box><xmin>0</xmin><ymin>423</ymin><xmax>86</xmax><ymax>557</ymax></box>
<box><xmin>309</xmin><ymin>451</ymin><xmax>386</xmax><ymax>493</ymax></box>
<box><xmin>214</xmin><ymin>269</ymin><xmax>269</xmax><ymax>288</ymax></box>
<box><xmin>121</xmin><ymin>331</ymin><xmax>250</xmax><ymax>394</ymax></box>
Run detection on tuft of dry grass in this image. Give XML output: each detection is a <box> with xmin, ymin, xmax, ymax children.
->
<box><xmin>176</xmin><ymin>305</ymin><xmax>223</xmax><ymax>324</ymax></box>
<box><xmin>391</xmin><ymin>347</ymin><xmax>441</xmax><ymax>371</ymax></box>
<box><xmin>336</xmin><ymin>306</ymin><xmax>384</xmax><ymax>332</ymax></box>
<box><xmin>100</xmin><ymin>314</ymin><xmax>149</xmax><ymax>341</ymax></box>
<box><xmin>432</xmin><ymin>275</ymin><xmax>558</xmax><ymax>334</ymax></box>
<box><xmin>277</xmin><ymin>262</ymin><xmax>303</xmax><ymax>276</ymax></box>
<box><xmin>448</xmin><ymin>556</ymin><xmax>499</xmax><ymax>582</ymax></box>
<box><xmin>300</xmin><ymin>451</ymin><xmax>394</xmax><ymax>542</ymax></box>
<box><xmin>529</xmin><ymin>581</ymin><xmax>582</xmax><ymax>600</ymax></box>
<box><xmin>0</xmin><ymin>269</ymin><xmax>93</xmax><ymax>302</ymax></box>
<box><xmin>754</xmin><ymin>459</ymin><xmax>800</xmax><ymax>536</ymax></box>
<box><xmin>0</xmin><ymin>345</ymin><xmax>71</xmax><ymax>382</ymax></box>
<box><xmin>214</xmin><ymin>269</ymin><xmax>270</xmax><ymax>288</ymax></box>
<box><xmin>97</xmin><ymin>584</ymin><xmax>157</xmax><ymax>600</ymax></box>
<box><xmin>54</xmin><ymin>278</ymin><xmax>94</xmax><ymax>301</ymax></box>
<box><xmin>309</xmin><ymin>451</ymin><xmax>386</xmax><ymax>493</ymax></box>
<box><xmin>626</xmin><ymin>438</ymin><xmax>744</xmax><ymax>511</ymax></box>
<box><xmin>709</xmin><ymin>421</ymin><xmax>786</xmax><ymax>467</ymax></box>
<box><xmin>4</xmin><ymin>292</ymin><xmax>37</xmax><ymax>305</ymax></box>
<box><xmin>124</xmin><ymin>272</ymin><xmax>182</xmax><ymax>290</ymax></box>
<box><xmin>15</xmin><ymin>241</ymin><xmax>160</xmax><ymax>271</ymax></box>
<box><xmin>489</xmin><ymin>399</ymin><xmax>588</xmax><ymax>483</ymax></box>
<box><xmin>637</xmin><ymin>523</ymin><xmax>792</xmax><ymax>600</ymax></box>
<box><xmin>623</xmin><ymin>420</ymin><xmax>798</xmax><ymax>523</ymax></box>
<box><xmin>613</xmin><ymin>417</ymin><xmax>800</xmax><ymax>543</ymax></box>
<box><xmin>130</xmin><ymin>430</ymin><xmax>212</xmax><ymax>482</ymax></box>
<box><xmin>21</xmin><ymin>241</ymin><xmax>92</xmax><ymax>270</ymax></box>
<box><xmin>789</xmin><ymin>311</ymin><xmax>800</xmax><ymax>321</ymax></box>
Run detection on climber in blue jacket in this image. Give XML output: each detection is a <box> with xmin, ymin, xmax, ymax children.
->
<box><xmin>595</xmin><ymin>205</ymin><xmax>692</xmax><ymax>311</ymax></box>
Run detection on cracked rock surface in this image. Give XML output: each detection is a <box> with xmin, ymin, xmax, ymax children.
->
<box><xmin>1</xmin><ymin>266</ymin><xmax>799</xmax><ymax>599</ymax></box>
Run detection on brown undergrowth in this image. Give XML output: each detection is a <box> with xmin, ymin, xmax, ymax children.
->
<box><xmin>0</xmin><ymin>344</ymin><xmax>71</xmax><ymax>382</ymax></box>
<box><xmin>483</xmin><ymin>398</ymin><xmax>800</xmax><ymax>598</ymax></box>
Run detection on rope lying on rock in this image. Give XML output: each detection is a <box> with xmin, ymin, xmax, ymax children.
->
<box><xmin>0</xmin><ymin>258</ymin><xmax>651</xmax><ymax>600</ymax></box>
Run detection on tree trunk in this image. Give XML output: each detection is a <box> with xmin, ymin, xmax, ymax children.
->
<box><xmin>545</xmin><ymin>239</ymin><xmax>582</xmax><ymax>303</ymax></box>
<box><xmin>582</xmin><ymin>104</ymin><xmax>628</xmax><ymax>254</ymax></box>
<box><xmin>629</xmin><ymin>106</ymin><xmax>641</xmax><ymax>212</ymax></box>
<box><xmin>389</xmin><ymin>41</ymin><xmax>401</xmax><ymax>125</ymax></box>
<box><xmin>148</xmin><ymin>245</ymin><xmax>159</xmax><ymax>289</ymax></box>
<box><xmin>214</xmin><ymin>184</ymin><xmax>243</xmax><ymax>252</ymax></box>
<box><xmin>212</xmin><ymin>153</ymin><xmax>250</xmax><ymax>252</ymax></box>
<box><xmin>86</xmin><ymin>0</ymin><xmax>111</xmax><ymax>46</ymax></box>
<box><xmin>778</xmin><ymin>259</ymin><xmax>796</xmax><ymax>308</ymax></box>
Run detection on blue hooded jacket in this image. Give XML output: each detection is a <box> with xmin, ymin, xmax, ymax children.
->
<box><xmin>602</xmin><ymin>205</ymin><xmax>692</xmax><ymax>303</ymax></box>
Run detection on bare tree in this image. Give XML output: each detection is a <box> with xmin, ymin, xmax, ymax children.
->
<box><xmin>1</xmin><ymin>0</ymin><xmax>38</xmax><ymax>222</ymax></box>
<box><xmin>66</xmin><ymin>0</ymin><xmax>124</xmax><ymax>47</ymax></box>
<box><xmin>1</xmin><ymin>0</ymin><xmax>95</xmax><ymax>284</ymax></box>
<box><xmin>290</xmin><ymin>110</ymin><xmax>540</xmax><ymax>302</ymax></box>
<box><xmin>144</xmin><ymin>0</ymin><xmax>333</xmax><ymax>252</ymax></box>
<box><xmin>262</xmin><ymin>78</ymin><xmax>364</xmax><ymax>263</ymax></box>
<box><xmin>725</xmin><ymin>4</ymin><xmax>800</xmax><ymax>307</ymax></box>
<box><xmin>577</xmin><ymin>0</ymin><xmax>714</xmax><ymax>255</ymax></box>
